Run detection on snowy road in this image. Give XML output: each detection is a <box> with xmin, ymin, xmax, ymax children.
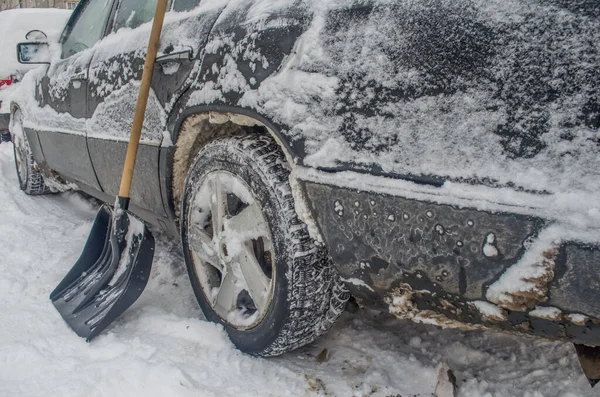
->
<box><xmin>0</xmin><ymin>143</ymin><xmax>595</xmax><ymax>397</ymax></box>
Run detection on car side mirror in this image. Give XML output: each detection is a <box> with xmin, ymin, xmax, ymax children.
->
<box><xmin>17</xmin><ymin>42</ymin><xmax>51</xmax><ymax>64</ymax></box>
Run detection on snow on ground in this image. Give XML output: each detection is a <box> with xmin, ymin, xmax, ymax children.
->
<box><xmin>0</xmin><ymin>142</ymin><xmax>595</xmax><ymax>397</ymax></box>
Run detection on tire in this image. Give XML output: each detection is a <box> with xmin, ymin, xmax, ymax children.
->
<box><xmin>181</xmin><ymin>134</ymin><xmax>349</xmax><ymax>357</ymax></box>
<box><xmin>11</xmin><ymin>109</ymin><xmax>50</xmax><ymax>195</ymax></box>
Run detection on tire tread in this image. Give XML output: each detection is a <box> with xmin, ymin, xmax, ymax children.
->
<box><xmin>228</xmin><ymin>134</ymin><xmax>349</xmax><ymax>357</ymax></box>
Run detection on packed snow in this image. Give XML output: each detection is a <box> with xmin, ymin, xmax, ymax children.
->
<box><xmin>0</xmin><ymin>143</ymin><xmax>597</xmax><ymax>397</ymax></box>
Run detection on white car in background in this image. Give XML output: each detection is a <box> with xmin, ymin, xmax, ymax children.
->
<box><xmin>0</xmin><ymin>8</ymin><xmax>71</xmax><ymax>139</ymax></box>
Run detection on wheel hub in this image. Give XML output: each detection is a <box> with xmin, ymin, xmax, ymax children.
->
<box><xmin>187</xmin><ymin>171</ymin><xmax>274</xmax><ymax>329</ymax></box>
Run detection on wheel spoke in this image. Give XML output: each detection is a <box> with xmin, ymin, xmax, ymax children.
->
<box><xmin>210</xmin><ymin>177</ymin><xmax>227</xmax><ymax>237</ymax></box>
<box><xmin>237</xmin><ymin>244</ymin><xmax>271</xmax><ymax>314</ymax></box>
<box><xmin>189</xmin><ymin>225</ymin><xmax>220</xmax><ymax>270</ymax></box>
<box><xmin>226</xmin><ymin>202</ymin><xmax>265</xmax><ymax>237</ymax></box>
<box><xmin>214</xmin><ymin>270</ymin><xmax>237</xmax><ymax>318</ymax></box>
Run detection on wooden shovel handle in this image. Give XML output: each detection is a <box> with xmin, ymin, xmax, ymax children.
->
<box><xmin>118</xmin><ymin>0</ymin><xmax>169</xmax><ymax>199</ymax></box>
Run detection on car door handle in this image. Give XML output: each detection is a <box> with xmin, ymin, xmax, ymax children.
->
<box><xmin>156</xmin><ymin>47</ymin><xmax>193</xmax><ymax>63</ymax></box>
<box><xmin>70</xmin><ymin>71</ymin><xmax>87</xmax><ymax>81</ymax></box>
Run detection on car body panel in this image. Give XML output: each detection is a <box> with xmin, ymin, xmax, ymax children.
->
<box><xmin>302</xmin><ymin>178</ymin><xmax>600</xmax><ymax>345</ymax></box>
<box><xmin>83</xmin><ymin>3</ymin><xmax>226</xmax><ymax>216</ymax></box>
<box><xmin>303</xmin><ymin>181</ymin><xmax>545</xmax><ymax>301</ymax></box>
<box><xmin>30</xmin><ymin>50</ymin><xmax>102</xmax><ymax>189</ymax></box>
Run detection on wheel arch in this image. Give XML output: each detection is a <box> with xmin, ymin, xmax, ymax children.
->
<box><xmin>171</xmin><ymin>105</ymin><xmax>297</xmax><ymax>164</ymax></box>
<box><xmin>165</xmin><ymin>105</ymin><xmax>321</xmax><ymax>242</ymax></box>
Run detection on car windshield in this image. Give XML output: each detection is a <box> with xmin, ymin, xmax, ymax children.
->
<box><xmin>61</xmin><ymin>0</ymin><xmax>113</xmax><ymax>58</ymax></box>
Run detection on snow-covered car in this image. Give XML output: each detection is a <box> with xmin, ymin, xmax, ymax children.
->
<box><xmin>8</xmin><ymin>0</ymin><xmax>600</xmax><ymax>377</ymax></box>
<box><xmin>0</xmin><ymin>9</ymin><xmax>71</xmax><ymax>138</ymax></box>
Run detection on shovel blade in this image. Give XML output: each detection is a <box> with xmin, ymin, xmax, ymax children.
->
<box><xmin>50</xmin><ymin>204</ymin><xmax>155</xmax><ymax>341</ymax></box>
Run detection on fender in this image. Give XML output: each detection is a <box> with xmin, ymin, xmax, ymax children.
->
<box><xmin>159</xmin><ymin>1</ymin><xmax>310</xmax><ymax>225</ymax></box>
<box><xmin>159</xmin><ymin>104</ymin><xmax>304</xmax><ymax>230</ymax></box>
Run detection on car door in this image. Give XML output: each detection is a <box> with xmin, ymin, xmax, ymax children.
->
<box><xmin>34</xmin><ymin>0</ymin><xmax>115</xmax><ymax>191</ymax></box>
<box><xmin>86</xmin><ymin>0</ymin><xmax>225</xmax><ymax>216</ymax></box>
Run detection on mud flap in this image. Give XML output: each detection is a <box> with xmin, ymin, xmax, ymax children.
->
<box><xmin>574</xmin><ymin>344</ymin><xmax>600</xmax><ymax>387</ymax></box>
<box><xmin>50</xmin><ymin>204</ymin><xmax>155</xmax><ymax>341</ymax></box>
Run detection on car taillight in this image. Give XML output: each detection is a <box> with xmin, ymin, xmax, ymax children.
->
<box><xmin>0</xmin><ymin>75</ymin><xmax>13</xmax><ymax>89</ymax></box>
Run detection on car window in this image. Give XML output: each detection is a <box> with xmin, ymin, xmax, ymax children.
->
<box><xmin>61</xmin><ymin>0</ymin><xmax>113</xmax><ymax>58</ymax></box>
<box><xmin>173</xmin><ymin>0</ymin><xmax>201</xmax><ymax>12</ymax></box>
<box><xmin>113</xmin><ymin>0</ymin><xmax>158</xmax><ymax>31</ymax></box>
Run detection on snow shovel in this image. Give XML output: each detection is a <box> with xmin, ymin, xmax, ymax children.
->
<box><xmin>49</xmin><ymin>0</ymin><xmax>169</xmax><ymax>341</ymax></box>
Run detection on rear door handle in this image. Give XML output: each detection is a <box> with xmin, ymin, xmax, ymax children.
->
<box><xmin>156</xmin><ymin>47</ymin><xmax>193</xmax><ymax>63</ymax></box>
<box><xmin>70</xmin><ymin>71</ymin><xmax>87</xmax><ymax>81</ymax></box>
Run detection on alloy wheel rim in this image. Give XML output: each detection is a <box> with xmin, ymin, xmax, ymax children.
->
<box><xmin>187</xmin><ymin>171</ymin><xmax>275</xmax><ymax>329</ymax></box>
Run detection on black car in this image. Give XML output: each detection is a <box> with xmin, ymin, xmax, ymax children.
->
<box><xmin>10</xmin><ymin>0</ymin><xmax>600</xmax><ymax>375</ymax></box>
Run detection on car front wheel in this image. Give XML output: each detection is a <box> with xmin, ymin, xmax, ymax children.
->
<box><xmin>180</xmin><ymin>134</ymin><xmax>349</xmax><ymax>356</ymax></box>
